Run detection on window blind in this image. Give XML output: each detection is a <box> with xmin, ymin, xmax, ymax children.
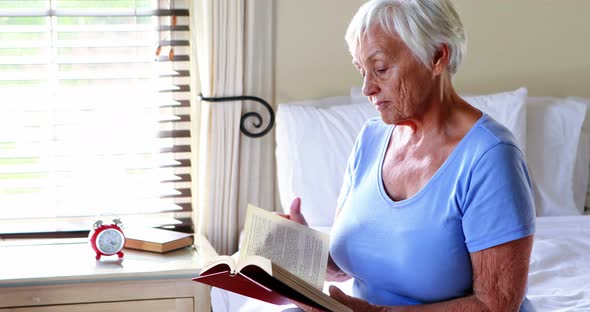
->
<box><xmin>0</xmin><ymin>0</ymin><xmax>192</xmax><ymax>236</ymax></box>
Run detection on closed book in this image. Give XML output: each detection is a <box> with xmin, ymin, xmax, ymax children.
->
<box><xmin>124</xmin><ymin>227</ymin><xmax>194</xmax><ymax>253</ymax></box>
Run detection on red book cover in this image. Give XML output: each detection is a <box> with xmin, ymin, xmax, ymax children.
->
<box><xmin>193</xmin><ymin>266</ymin><xmax>289</xmax><ymax>305</ymax></box>
<box><xmin>193</xmin><ymin>264</ymin><xmax>338</xmax><ymax>311</ymax></box>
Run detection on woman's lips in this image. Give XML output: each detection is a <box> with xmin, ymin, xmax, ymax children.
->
<box><xmin>374</xmin><ymin>101</ymin><xmax>388</xmax><ymax>111</ymax></box>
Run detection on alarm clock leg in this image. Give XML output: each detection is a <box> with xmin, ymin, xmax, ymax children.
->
<box><xmin>96</xmin><ymin>253</ymin><xmax>101</xmax><ymax>260</ymax></box>
<box><xmin>117</xmin><ymin>251</ymin><xmax>124</xmax><ymax>258</ymax></box>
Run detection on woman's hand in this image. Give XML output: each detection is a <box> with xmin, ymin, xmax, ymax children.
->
<box><xmin>294</xmin><ymin>286</ymin><xmax>381</xmax><ymax>312</ymax></box>
<box><xmin>326</xmin><ymin>255</ymin><xmax>351</xmax><ymax>282</ymax></box>
<box><xmin>330</xmin><ymin>286</ymin><xmax>384</xmax><ymax>311</ymax></box>
<box><xmin>276</xmin><ymin>197</ymin><xmax>308</xmax><ymax>226</ymax></box>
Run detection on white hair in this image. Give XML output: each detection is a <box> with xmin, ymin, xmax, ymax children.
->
<box><xmin>345</xmin><ymin>0</ymin><xmax>466</xmax><ymax>75</ymax></box>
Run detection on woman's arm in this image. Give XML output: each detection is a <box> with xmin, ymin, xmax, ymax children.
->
<box><xmin>330</xmin><ymin>235</ymin><xmax>533</xmax><ymax>312</ymax></box>
<box><xmin>327</xmin><ymin>253</ymin><xmax>351</xmax><ymax>282</ymax></box>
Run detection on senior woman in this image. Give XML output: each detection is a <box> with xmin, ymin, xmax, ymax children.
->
<box><xmin>283</xmin><ymin>0</ymin><xmax>536</xmax><ymax>311</ymax></box>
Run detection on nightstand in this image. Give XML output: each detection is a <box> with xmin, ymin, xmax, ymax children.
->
<box><xmin>0</xmin><ymin>236</ymin><xmax>212</xmax><ymax>311</ymax></box>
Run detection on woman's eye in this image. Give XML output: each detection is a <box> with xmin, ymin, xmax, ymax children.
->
<box><xmin>376</xmin><ymin>67</ymin><xmax>388</xmax><ymax>74</ymax></box>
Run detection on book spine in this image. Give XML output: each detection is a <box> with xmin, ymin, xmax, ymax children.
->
<box><xmin>237</xmin><ymin>271</ymin><xmax>272</xmax><ymax>292</ymax></box>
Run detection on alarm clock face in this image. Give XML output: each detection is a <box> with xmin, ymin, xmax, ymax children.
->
<box><xmin>96</xmin><ymin>228</ymin><xmax>125</xmax><ymax>255</ymax></box>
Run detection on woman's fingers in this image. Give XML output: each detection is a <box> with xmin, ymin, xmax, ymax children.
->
<box><xmin>275</xmin><ymin>197</ymin><xmax>308</xmax><ymax>226</ymax></box>
<box><xmin>330</xmin><ymin>285</ymin><xmax>376</xmax><ymax>311</ymax></box>
<box><xmin>275</xmin><ymin>213</ymin><xmax>290</xmax><ymax>219</ymax></box>
<box><xmin>290</xmin><ymin>197</ymin><xmax>301</xmax><ymax>213</ymax></box>
<box><xmin>289</xmin><ymin>197</ymin><xmax>308</xmax><ymax>226</ymax></box>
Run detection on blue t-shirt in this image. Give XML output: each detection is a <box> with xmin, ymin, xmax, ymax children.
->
<box><xmin>330</xmin><ymin>114</ymin><xmax>536</xmax><ymax>310</ymax></box>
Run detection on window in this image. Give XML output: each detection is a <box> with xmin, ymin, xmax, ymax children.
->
<box><xmin>0</xmin><ymin>0</ymin><xmax>192</xmax><ymax>236</ymax></box>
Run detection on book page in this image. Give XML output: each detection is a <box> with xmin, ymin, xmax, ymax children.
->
<box><xmin>239</xmin><ymin>204</ymin><xmax>330</xmax><ymax>289</ymax></box>
<box><xmin>236</xmin><ymin>255</ymin><xmax>273</xmax><ymax>276</ymax></box>
<box><xmin>200</xmin><ymin>255</ymin><xmax>237</xmax><ymax>274</ymax></box>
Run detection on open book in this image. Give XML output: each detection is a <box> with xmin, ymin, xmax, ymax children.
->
<box><xmin>193</xmin><ymin>204</ymin><xmax>352</xmax><ymax>312</ymax></box>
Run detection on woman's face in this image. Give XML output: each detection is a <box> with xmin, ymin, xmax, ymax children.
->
<box><xmin>353</xmin><ymin>25</ymin><xmax>435</xmax><ymax>125</ymax></box>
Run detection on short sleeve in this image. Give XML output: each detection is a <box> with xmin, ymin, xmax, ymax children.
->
<box><xmin>462</xmin><ymin>143</ymin><xmax>536</xmax><ymax>253</ymax></box>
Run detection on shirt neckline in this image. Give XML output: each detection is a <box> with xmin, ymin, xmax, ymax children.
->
<box><xmin>377</xmin><ymin>113</ymin><xmax>487</xmax><ymax>207</ymax></box>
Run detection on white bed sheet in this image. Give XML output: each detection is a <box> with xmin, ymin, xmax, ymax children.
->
<box><xmin>527</xmin><ymin>216</ymin><xmax>590</xmax><ymax>311</ymax></box>
<box><xmin>211</xmin><ymin>216</ymin><xmax>590</xmax><ymax>312</ymax></box>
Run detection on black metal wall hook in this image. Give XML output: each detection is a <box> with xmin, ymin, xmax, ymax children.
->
<box><xmin>199</xmin><ymin>93</ymin><xmax>275</xmax><ymax>138</ymax></box>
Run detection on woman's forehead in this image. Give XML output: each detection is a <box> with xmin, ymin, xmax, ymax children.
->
<box><xmin>353</xmin><ymin>50</ymin><xmax>385</xmax><ymax>66</ymax></box>
<box><xmin>353</xmin><ymin>28</ymin><xmax>403</xmax><ymax>63</ymax></box>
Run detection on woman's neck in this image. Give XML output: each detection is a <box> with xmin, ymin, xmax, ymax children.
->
<box><xmin>395</xmin><ymin>73</ymin><xmax>480</xmax><ymax>145</ymax></box>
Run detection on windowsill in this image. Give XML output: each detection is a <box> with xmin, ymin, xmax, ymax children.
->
<box><xmin>0</xmin><ymin>218</ymin><xmax>91</xmax><ymax>238</ymax></box>
<box><xmin>0</xmin><ymin>215</ymin><xmax>185</xmax><ymax>238</ymax></box>
<box><xmin>0</xmin><ymin>237</ymin><xmax>208</xmax><ymax>287</ymax></box>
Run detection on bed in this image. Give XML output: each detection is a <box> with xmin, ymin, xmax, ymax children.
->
<box><xmin>211</xmin><ymin>88</ymin><xmax>590</xmax><ymax>312</ymax></box>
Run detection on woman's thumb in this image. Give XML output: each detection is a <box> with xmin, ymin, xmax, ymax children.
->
<box><xmin>289</xmin><ymin>197</ymin><xmax>307</xmax><ymax>226</ymax></box>
<box><xmin>290</xmin><ymin>197</ymin><xmax>301</xmax><ymax>213</ymax></box>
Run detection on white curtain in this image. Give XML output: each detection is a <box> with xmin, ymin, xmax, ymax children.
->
<box><xmin>239</xmin><ymin>0</ymin><xmax>276</xmax><ymax>243</ymax></box>
<box><xmin>192</xmin><ymin>0</ymin><xmax>275</xmax><ymax>255</ymax></box>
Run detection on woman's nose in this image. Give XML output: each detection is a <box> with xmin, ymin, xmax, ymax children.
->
<box><xmin>362</xmin><ymin>74</ymin><xmax>379</xmax><ymax>97</ymax></box>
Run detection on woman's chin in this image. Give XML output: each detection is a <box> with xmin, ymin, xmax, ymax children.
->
<box><xmin>379</xmin><ymin>114</ymin><xmax>403</xmax><ymax>125</ymax></box>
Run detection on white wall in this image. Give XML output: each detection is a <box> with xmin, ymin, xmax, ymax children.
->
<box><xmin>454</xmin><ymin>0</ymin><xmax>590</xmax><ymax>98</ymax></box>
<box><xmin>275</xmin><ymin>0</ymin><xmax>590</xmax><ymax>102</ymax></box>
<box><xmin>274</xmin><ymin>0</ymin><xmax>365</xmax><ymax>104</ymax></box>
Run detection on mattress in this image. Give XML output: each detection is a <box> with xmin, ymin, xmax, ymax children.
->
<box><xmin>211</xmin><ymin>216</ymin><xmax>590</xmax><ymax>312</ymax></box>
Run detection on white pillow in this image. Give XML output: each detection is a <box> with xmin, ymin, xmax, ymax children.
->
<box><xmin>567</xmin><ymin>97</ymin><xmax>590</xmax><ymax>213</ymax></box>
<box><xmin>526</xmin><ymin>97</ymin><xmax>587</xmax><ymax>216</ymax></box>
<box><xmin>275</xmin><ymin>100</ymin><xmax>378</xmax><ymax>227</ymax></box>
<box><xmin>463</xmin><ymin>88</ymin><xmax>529</xmax><ymax>156</ymax></box>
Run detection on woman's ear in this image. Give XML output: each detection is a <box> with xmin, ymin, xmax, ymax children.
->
<box><xmin>432</xmin><ymin>44</ymin><xmax>449</xmax><ymax>77</ymax></box>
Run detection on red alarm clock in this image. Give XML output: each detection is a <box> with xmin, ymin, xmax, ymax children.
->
<box><xmin>89</xmin><ymin>218</ymin><xmax>126</xmax><ymax>260</ymax></box>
